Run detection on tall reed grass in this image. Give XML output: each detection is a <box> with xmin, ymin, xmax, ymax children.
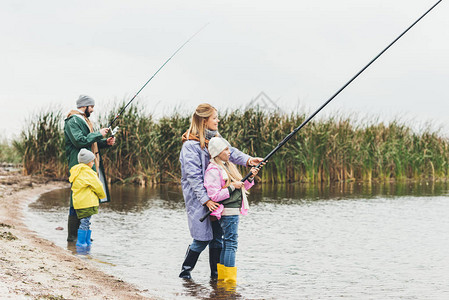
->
<box><xmin>0</xmin><ymin>136</ymin><xmax>21</xmax><ymax>163</ymax></box>
<box><xmin>15</xmin><ymin>110</ymin><xmax>66</xmax><ymax>177</ymax></box>
<box><xmin>14</xmin><ymin>104</ymin><xmax>449</xmax><ymax>184</ymax></box>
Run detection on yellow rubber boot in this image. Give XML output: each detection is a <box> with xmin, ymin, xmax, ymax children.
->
<box><xmin>224</xmin><ymin>266</ymin><xmax>237</xmax><ymax>283</ymax></box>
<box><xmin>222</xmin><ymin>266</ymin><xmax>237</xmax><ymax>292</ymax></box>
<box><xmin>217</xmin><ymin>265</ymin><xmax>228</xmax><ymax>290</ymax></box>
<box><xmin>217</xmin><ymin>263</ymin><xmax>225</xmax><ymax>281</ymax></box>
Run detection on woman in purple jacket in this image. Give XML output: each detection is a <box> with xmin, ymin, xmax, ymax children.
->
<box><xmin>179</xmin><ymin>103</ymin><xmax>263</xmax><ymax>279</ymax></box>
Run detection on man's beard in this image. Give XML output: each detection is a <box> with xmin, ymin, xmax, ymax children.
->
<box><xmin>84</xmin><ymin>107</ymin><xmax>91</xmax><ymax>118</ymax></box>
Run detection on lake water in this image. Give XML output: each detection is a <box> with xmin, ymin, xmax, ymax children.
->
<box><xmin>26</xmin><ymin>182</ymin><xmax>449</xmax><ymax>299</ymax></box>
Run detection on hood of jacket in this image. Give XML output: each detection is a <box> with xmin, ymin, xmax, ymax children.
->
<box><xmin>69</xmin><ymin>163</ymin><xmax>91</xmax><ymax>183</ymax></box>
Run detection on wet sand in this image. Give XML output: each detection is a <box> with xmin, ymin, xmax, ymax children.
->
<box><xmin>0</xmin><ymin>165</ymin><xmax>152</xmax><ymax>299</ymax></box>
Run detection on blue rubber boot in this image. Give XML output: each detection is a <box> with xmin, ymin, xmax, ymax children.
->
<box><xmin>76</xmin><ymin>229</ymin><xmax>88</xmax><ymax>248</ymax></box>
<box><xmin>86</xmin><ymin>230</ymin><xmax>92</xmax><ymax>246</ymax></box>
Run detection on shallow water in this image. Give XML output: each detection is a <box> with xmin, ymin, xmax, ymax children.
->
<box><xmin>26</xmin><ymin>182</ymin><xmax>449</xmax><ymax>299</ymax></box>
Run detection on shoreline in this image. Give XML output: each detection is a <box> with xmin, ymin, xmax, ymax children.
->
<box><xmin>0</xmin><ymin>168</ymin><xmax>153</xmax><ymax>299</ymax></box>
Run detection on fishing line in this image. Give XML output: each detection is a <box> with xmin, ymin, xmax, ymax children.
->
<box><xmin>107</xmin><ymin>23</ymin><xmax>209</xmax><ymax>134</ymax></box>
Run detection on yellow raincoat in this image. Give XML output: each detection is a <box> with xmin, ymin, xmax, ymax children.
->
<box><xmin>69</xmin><ymin>164</ymin><xmax>105</xmax><ymax>211</ymax></box>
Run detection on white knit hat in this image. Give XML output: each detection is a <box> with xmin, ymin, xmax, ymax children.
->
<box><xmin>78</xmin><ymin>148</ymin><xmax>95</xmax><ymax>164</ymax></box>
<box><xmin>208</xmin><ymin>137</ymin><xmax>231</xmax><ymax>158</ymax></box>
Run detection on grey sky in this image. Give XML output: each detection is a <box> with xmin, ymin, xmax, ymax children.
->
<box><xmin>1</xmin><ymin>0</ymin><xmax>447</xmax><ymax>139</ymax></box>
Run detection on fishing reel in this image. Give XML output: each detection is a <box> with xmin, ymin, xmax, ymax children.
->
<box><xmin>110</xmin><ymin>126</ymin><xmax>120</xmax><ymax>137</ymax></box>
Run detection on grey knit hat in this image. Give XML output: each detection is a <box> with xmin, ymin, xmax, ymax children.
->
<box><xmin>76</xmin><ymin>95</ymin><xmax>95</xmax><ymax>108</ymax></box>
<box><xmin>208</xmin><ymin>137</ymin><xmax>231</xmax><ymax>158</ymax></box>
<box><xmin>78</xmin><ymin>148</ymin><xmax>95</xmax><ymax>164</ymax></box>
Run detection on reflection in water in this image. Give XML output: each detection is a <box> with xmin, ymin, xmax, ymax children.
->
<box><xmin>257</xmin><ymin>180</ymin><xmax>449</xmax><ymax>203</ymax></box>
<box><xmin>30</xmin><ymin>181</ymin><xmax>449</xmax><ymax>210</ymax></box>
<box><xmin>67</xmin><ymin>242</ymin><xmax>117</xmax><ymax>266</ymax></box>
<box><xmin>27</xmin><ymin>181</ymin><xmax>449</xmax><ymax>299</ymax></box>
<box><xmin>32</xmin><ymin>184</ymin><xmax>186</xmax><ymax>212</ymax></box>
<box><xmin>182</xmin><ymin>279</ymin><xmax>242</xmax><ymax>300</ymax></box>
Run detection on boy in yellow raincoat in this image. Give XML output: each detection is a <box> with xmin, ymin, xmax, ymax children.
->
<box><xmin>69</xmin><ymin>148</ymin><xmax>106</xmax><ymax>251</ymax></box>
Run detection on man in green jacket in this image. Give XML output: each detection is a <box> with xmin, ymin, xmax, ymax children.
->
<box><xmin>64</xmin><ymin>95</ymin><xmax>116</xmax><ymax>242</ymax></box>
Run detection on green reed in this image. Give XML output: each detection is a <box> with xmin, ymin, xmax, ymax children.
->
<box><xmin>15</xmin><ymin>104</ymin><xmax>449</xmax><ymax>184</ymax></box>
<box><xmin>15</xmin><ymin>110</ymin><xmax>66</xmax><ymax>177</ymax></box>
<box><xmin>0</xmin><ymin>136</ymin><xmax>21</xmax><ymax>164</ymax></box>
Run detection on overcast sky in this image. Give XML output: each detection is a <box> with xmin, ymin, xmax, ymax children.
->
<box><xmin>1</xmin><ymin>0</ymin><xmax>447</xmax><ymax>140</ymax></box>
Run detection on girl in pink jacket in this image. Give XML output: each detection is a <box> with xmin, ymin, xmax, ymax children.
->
<box><xmin>204</xmin><ymin>137</ymin><xmax>260</xmax><ymax>285</ymax></box>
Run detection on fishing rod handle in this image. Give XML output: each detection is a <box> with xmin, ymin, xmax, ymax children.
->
<box><xmin>199</xmin><ymin>211</ymin><xmax>211</xmax><ymax>222</ymax></box>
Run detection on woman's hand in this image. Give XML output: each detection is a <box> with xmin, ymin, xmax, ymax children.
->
<box><xmin>232</xmin><ymin>181</ymin><xmax>243</xmax><ymax>189</ymax></box>
<box><xmin>248</xmin><ymin>157</ymin><xmax>264</xmax><ymax>167</ymax></box>
<box><xmin>205</xmin><ymin>200</ymin><xmax>219</xmax><ymax>212</ymax></box>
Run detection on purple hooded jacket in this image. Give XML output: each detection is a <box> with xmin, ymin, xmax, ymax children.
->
<box><xmin>180</xmin><ymin>140</ymin><xmax>250</xmax><ymax>241</ymax></box>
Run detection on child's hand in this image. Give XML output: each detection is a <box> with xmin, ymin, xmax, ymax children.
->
<box><xmin>250</xmin><ymin>167</ymin><xmax>259</xmax><ymax>178</ymax></box>
<box><xmin>232</xmin><ymin>181</ymin><xmax>243</xmax><ymax>189</ymax></box>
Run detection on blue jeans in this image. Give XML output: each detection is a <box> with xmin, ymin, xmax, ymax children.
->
<box><xmin>79</xmin><ymin>216</ymin><xmax>91</xmax><ymax>231</ymax></box>
<box><xmin>189</xmin><ymin>220</ymin><xmax>223</xmax><ymax>252</ymax></box>
<box><xmin>219</xmin><ymin>215</ymin><xmax>239</xmax><ymax>267</ymax></box>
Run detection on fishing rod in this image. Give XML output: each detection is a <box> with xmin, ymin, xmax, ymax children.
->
<box><xmin>200</xmin><ymin>0</ymin><xmax>442</xmax><ymax>222</ymax></box>
<box><xmin>107</xmin><ymin>23</ymin><xmax>209</xmax><ymax>136</ymax></box>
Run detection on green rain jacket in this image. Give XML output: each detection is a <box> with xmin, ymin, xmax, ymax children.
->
<box><xmin>64</xmin><ymin>113</ymin><xmax>111</xmax><ymax>205</ymax></box>
<box><xmin>64</xmin><ymin>115</ymin><xmax>108</xmax><ymax>171</ymax></box>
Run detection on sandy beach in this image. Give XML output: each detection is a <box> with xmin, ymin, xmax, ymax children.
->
<box><xmin>0</xmin><ymin>165</ymin><xmax>152</xmax><ymax>300</ymax></box>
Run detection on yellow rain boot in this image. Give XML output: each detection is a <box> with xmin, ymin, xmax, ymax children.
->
<box><xmin>217</xmin><ymin>263</ymin><xmax>225</xmax><ymax>281</ymax></box>
<box><xmin>217</xmin><ymin>265</ymin><xmax>228</xmax><ymax>291</ymax></box>
<box><xmin>224</xmin><ymin>266</ymin><xmax>237</xmax><ymax>283</ymax></box>
<box><xmin>223</xmin><ymin>266</ymin><xmax>237</xmax><ymax>292</ymax></box>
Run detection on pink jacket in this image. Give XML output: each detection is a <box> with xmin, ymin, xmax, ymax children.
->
<box><xmin>204</xmin><ymin>162</ymin><xmax>254</xmax><ymax>219</ymax></box>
